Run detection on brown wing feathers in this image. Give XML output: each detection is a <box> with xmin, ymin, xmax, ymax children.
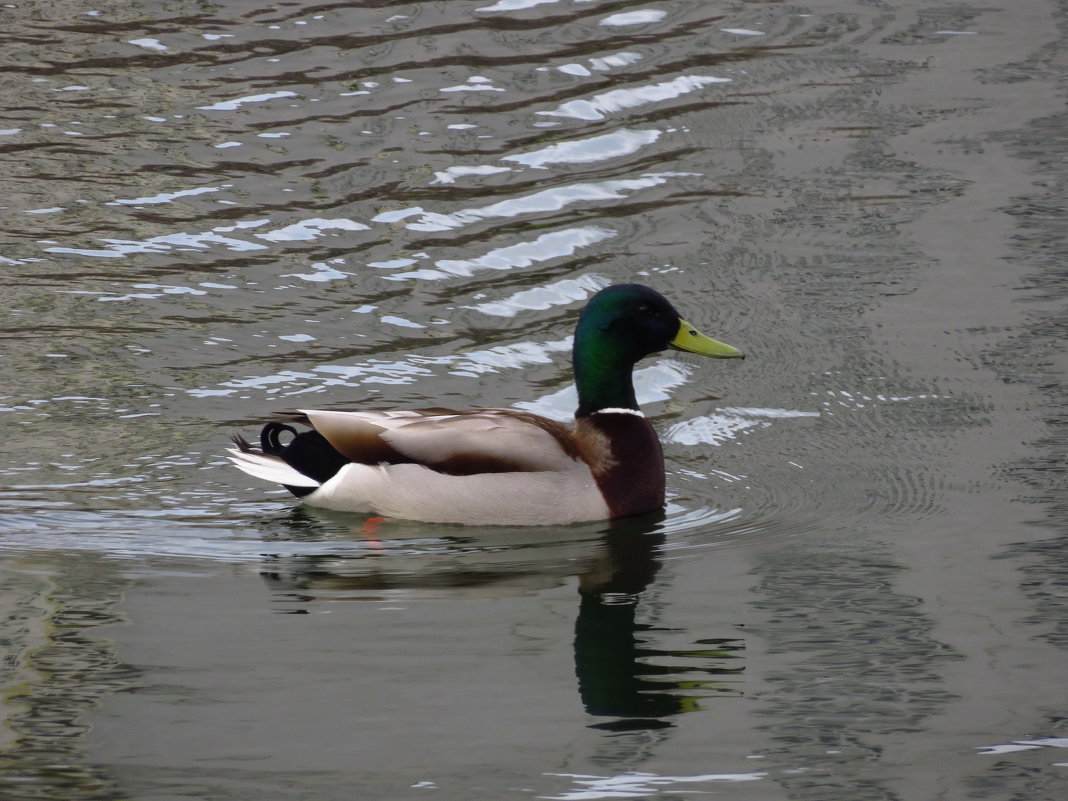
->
<box><xmin>257</xmin><ymin>408</ymin><xmax>583</xmax><ymax>479</ymax></box>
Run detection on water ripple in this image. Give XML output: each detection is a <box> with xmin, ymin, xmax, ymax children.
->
<box><xmin>0</xmin><ymin>0</ymin><xmax>1027</xmax><ymax>573</ymax></box>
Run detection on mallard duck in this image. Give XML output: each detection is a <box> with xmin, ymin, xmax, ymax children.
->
<box><xmin>228</xmin><ymin>283</ymin><xmax>743</xmax><ymax>525</ymax></box>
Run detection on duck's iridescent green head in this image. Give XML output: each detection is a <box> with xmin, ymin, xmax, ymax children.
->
<box><xmin>572</xmin><ymin>284</ymin><xmax>742</xmax><ymax>417</ymax></box>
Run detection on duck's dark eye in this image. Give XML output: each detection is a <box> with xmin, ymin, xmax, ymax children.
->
<box><xmin>637</xmin><ymin>304</ymin><xmax>657</xmax><ymax>316</ymax></box>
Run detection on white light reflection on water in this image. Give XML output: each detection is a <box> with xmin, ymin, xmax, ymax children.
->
<box><xmin>188</xmin><ymin>337</ymin><xmax>579</xmax><ymax>398</ymax></box>
<box><xmin>449</xmin><ymin>338</ymin><xmax>572</xmax><ymax>376</ymax></box>
<box><xmin>543</xmin><ymin>770</ymin><xmax>766</xmax><ymax>800</ymax></box>
<box><xmin>977</xmin><ymin>737</ymin><xmax>1068</xmax><ymax>755</ymax></box>
<box><xmin>504</xmin><ymin>128</ymin><xmax>662</xmax><ymax>169</ymax></box>
<box><xmin>28</xmin><ymin>172</ymin><xmax>655</xmax><ymax>270</ymax></box>
<box><xmin>430</xmin><ymin>164</ymin><xmax>513</xmax><ymax>185</ymax></box>
<box><xmin>96</xmin><ymin>283</ymin><xmax>208</xmax><ymax>302</ymax></box>
<box><xmin>666</xmin><ymin>408</ymin><xmax>820</xmax><ymax>446</ymax></box>
<box><xmin>43</xmin><ymin>216</ymin><xmax>368</xmax><ymax>258</ymax></box>
<box><xmin>464</xmin><ymin>275</ymin><xmax>606</xmax><ymax>316</ymax></box>
<box><xmin>187</xmin><ymin>342</ymin><xmax>716</xmax><ymax>411</ymax></box>
<box><xmin>660</xmin><ymin>502</ymin><xmax>744</xmax><ymax>537</ymax></box>
<box><xmin>432</xmin><ymin>129</ymin><xmax>663</xmax><ymax>184</ymax></box>
<box><xmin>558</xmin><ymin>63</ymin><xmax>592</xmax><ymax>77</ymax></box>
<box><xmin>477</xmin><ymin>0</ymin><xmax>559</xmax><ymax>12</ymax></box>
<box><xmin>44</xmin><ymin>219</ymin><xmax>272</xmax><ymax>257</ymax></box>
<box><xmin>387</xmin><ymin>174</ymin><xmax>691</xmax><ymax>233</ymax></box>
<box><xmin>600</xmin><ymin>10</ymin><xmax>667</xmax><ymax>27</ymax></box>
<box><xmin>128</xmin><ymin>38</ymin><xmax>167</xmax><ymax>50</ymax></box>
<box><xmin>589</xmin><ymin>52</ymin><xmax>643</xmax><ymax>71</ymax></box>
<box><xmin>254</xmin><ymin>217</ymin><xmax>369</xmax><ymax>242</ymax></box>
<box><xmin>440</xmin><ymin>76</ymin><xmax>506</xmax><ymax>93</ymax></box>
<box><xmin>0</xmin><ymin>506</ymin><xmax>455</xmax><ymax>562</ymax></box>
<box><xmin>196</xmin><ymin>90</ymin><xmax>299</xmax><ymax>111</ymax></box>
<box><xmin>385</xmin><ymin>226</ymin><xmax>615</xmax><ymax>281</ymax></box>
<box><xmin>538</xmin><ymin>75</ymin><xmax>731</xmax><ymax>121</ymax></box>
<box><xmin>283</xmin><ymin>260</ymin><xmax>352</xmax><ymax>282</ymax></box>
<box><xmin>818</xmin><ymin>388</ymin><xmax>944</xmax><ymax>412</ymax></box>
<box><xmin>544</xmin><ymin>52</ymin><xmax>644</xmax><ymax>76</ymax></box>
<box><xmin>108</xmin><ymin>185</ymin><xmax>227</xmax><ymax>206</ymax></box>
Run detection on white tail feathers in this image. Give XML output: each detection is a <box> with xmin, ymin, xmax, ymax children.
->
<box><xmin>226</xmin><ymin>448</ymin><xmax>321</xmax><ymax>488</ymax></box>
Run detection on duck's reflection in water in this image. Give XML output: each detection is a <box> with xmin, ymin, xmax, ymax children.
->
<box><xmin>575</xmin><ymin>513</ymin><xmax>743</xmax><ymax>731</ymax></box>
<box><xmin>258</xmin><ymin>508</ymin><xmax>743</xmax><ymax>731</ymax></box>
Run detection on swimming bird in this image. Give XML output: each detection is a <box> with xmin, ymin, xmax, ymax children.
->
<box><xmin>228</xmin><ymin>284</ymin><xmax>743</xmax><ymax>525</ymax></box>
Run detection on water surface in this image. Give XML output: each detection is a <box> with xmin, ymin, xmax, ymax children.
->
<box><xmin>1</xmin><ymin>1</ymin><xmax>1066</xmax><ymax>799</ymax></box>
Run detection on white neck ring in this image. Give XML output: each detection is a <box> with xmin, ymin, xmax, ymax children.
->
<box><xmin>591</xmin><ymin>407</ymin><xmax>645</xmax><ymax>418</ymax></box>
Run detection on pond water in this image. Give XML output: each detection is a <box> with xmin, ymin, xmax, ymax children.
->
<box><xmin>1</xmin><ymin>0</ymin><xmax>1066</xmax><ymax>799</ymax></box>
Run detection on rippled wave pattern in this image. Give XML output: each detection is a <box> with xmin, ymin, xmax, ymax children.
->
<box><xmin>4</xmin><ymin>3</ymin><xmax>1068</xmax><ymax>801</ymax></box>
<box><xmin>0</xmin><ymin>0</ymin><xmax>1007</xmax><ymax>557</ymax></box>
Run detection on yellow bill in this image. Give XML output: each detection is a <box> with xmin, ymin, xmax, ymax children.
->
<box><xmin>671</xmin><ymin>318</ymin><xmax>744</xmax><ymax>359</ymax></box>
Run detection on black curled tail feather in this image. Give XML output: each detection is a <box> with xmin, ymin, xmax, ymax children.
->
<box><xmin>259</xmin><ymin>422</ymin><xmax>350</xmax><ymax>488</ymax></box>
<box><xmin>261</xmin><ymin>422</ymin><xmax>298</xmax><ymax>456</ymax></box>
